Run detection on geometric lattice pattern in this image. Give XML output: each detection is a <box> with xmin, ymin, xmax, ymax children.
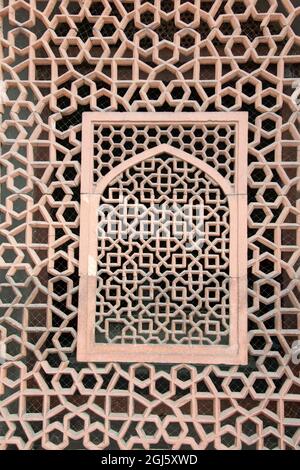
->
<box><xmin>97</xmin><ymin>156</ymin><xmax>231</xmax><ymax>346</ymax></box>
<box><xmin>78</xmin><ymin>111</ymin><xmax>247</xmax><ymax>364</ymax></box>
<box><xmin>0</xmin><ymin>0</ymin><xmax>299</xmax><ymax>450</ymax></box>
<box><xmin>93</xmin><ymin>122</ymin><xmax>237</xmax><ymax>183</ymax></box>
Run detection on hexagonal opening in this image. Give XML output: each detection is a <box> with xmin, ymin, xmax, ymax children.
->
<box><xmin>140</xmin><ymin>11</ymin><xmax>154</xmax><ymax>26</ymax></box>
<box><xmin>15</xmin><ymin>8</ymin><xmax>30</xmax><ymax>23</ymax></box>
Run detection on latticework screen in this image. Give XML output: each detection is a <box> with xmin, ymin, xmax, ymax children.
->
<box><xmin>0</xmin><ymin>0</ymin><xmax>299</xmax><ymax>450</ymax></box>
<box><xmin>77</xmin><ymin>112</ymin><xmax>248</xmax><ymax>364</ymax></box>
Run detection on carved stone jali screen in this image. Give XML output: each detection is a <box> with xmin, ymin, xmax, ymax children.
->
<box><xmin>78</xmin><ymin>112</ymin><xmax>248</xmax><ymax>364</ymax></box>
<box><xmin>0</xmin><ymin>0</ymin><xmax>300</xmax><ymax>451</ymax></box>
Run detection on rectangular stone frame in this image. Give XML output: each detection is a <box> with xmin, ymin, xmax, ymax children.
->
<box><xmin>77</xmin><ymin>112</ymin><xmax>248</xmax><ymax>364</ymax></box>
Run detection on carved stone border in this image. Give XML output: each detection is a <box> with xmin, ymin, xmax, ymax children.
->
<box><xmin>77</xmin><ymin>112</ymin><xmax>248</xmax><ymax>364</ymax></box>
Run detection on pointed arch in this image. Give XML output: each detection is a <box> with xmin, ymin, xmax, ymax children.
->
<box><xmin>94</xmin><ymin>144</ymin><xmax>233</xmax><ymax>197</ymax></box>
<box><xmin>78</xmin><ymin>113</ymin><xmax>248</xmax><ymax>365</ymax></box>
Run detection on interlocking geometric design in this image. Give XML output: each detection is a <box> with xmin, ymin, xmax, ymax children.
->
<box><xmin>93</xmin><ymin>122</ymin><xmax>237</xmax><ymax>183</ymax></box>
<box><xmin>0</xmin><ymin>0</ymin><xmax>299</xmax><ymax>450</ymax></box>
<box><xmin>77</xmin><ymin>111</ymin><xmax>247</xmax><ymax>364</ymax></box>
<box><xmin>96</xmin><ymin>156</ymin><xmax>231</xmax><ymax>346</ymax></box>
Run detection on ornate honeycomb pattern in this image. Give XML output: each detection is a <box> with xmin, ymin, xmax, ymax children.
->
<box><xmin>0</xmin><ymin>0</ymin><xmax>299</xmax><ymax>450</ymax></box>
<box><xmin>77</xmin><ymin>112</ymin><xmax>247</xmax><ymax>364</ymax></box>
<box><xmin>93</xmin><ymin>122</ymin><xmax>236</xmax><ymax>182</ymax></box>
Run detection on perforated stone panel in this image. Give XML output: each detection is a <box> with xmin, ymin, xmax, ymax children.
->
<box><xmin>0</xmin><ymin>0</ymin><xmax>299</xmax><ymax>450</ymax></box>
<box><xmin>77</xmin><ymin>112</ymin><xmax>247</xmax><ymax>364</ymax></box>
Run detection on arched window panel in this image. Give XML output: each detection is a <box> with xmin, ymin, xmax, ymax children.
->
<box><xmin>78</xmin><ymin>113</ymin><xmax>248</xmax><ymax>364</ymax></box>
